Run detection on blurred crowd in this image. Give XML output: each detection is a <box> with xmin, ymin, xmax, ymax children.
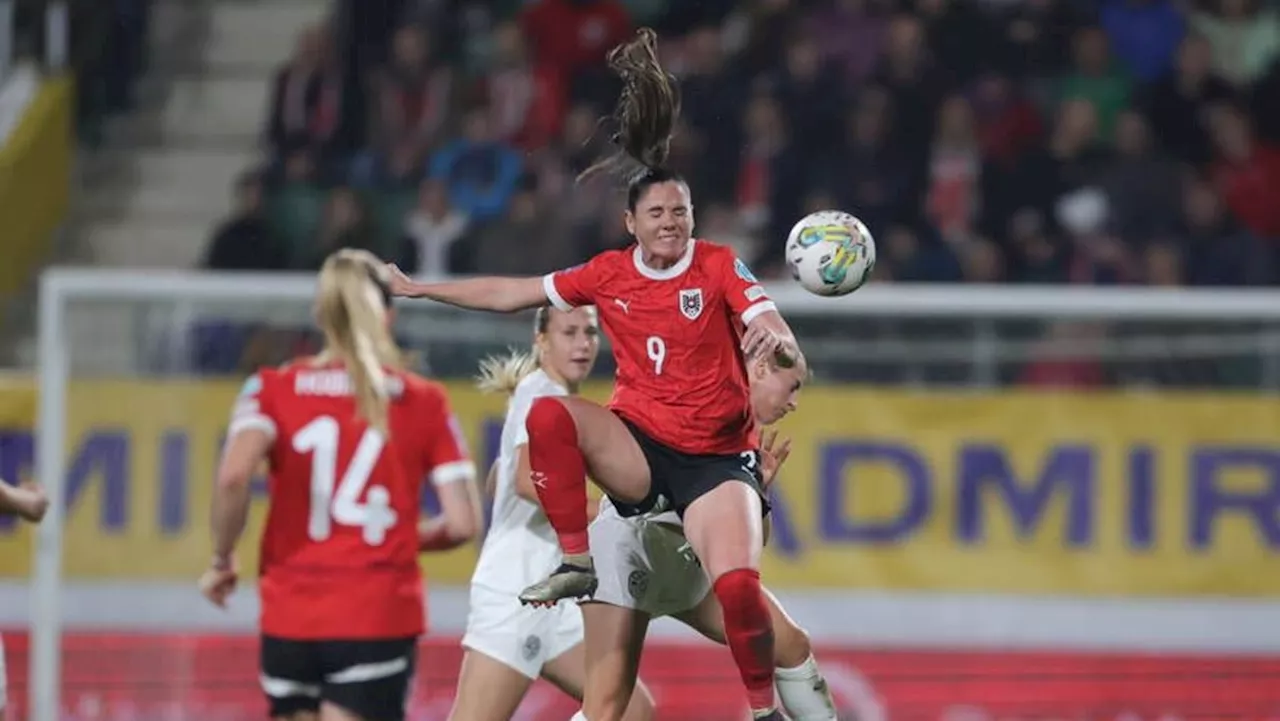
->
<box><xmin>202</xmin><ymin>0</ymin><xmax>1280</xmax><ymax>288</ymax></box>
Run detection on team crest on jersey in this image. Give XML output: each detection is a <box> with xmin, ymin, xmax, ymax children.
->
<box><xmin>628</xmin><ymin>569</ymin><xmax>650</xmax><ymax>600</ymax></box>
<box><xmin>678</xmin><ymin>288</ymin><xmax>703</xmax><ymax>320</ymax></box>
<box><xmin>734</xmin><ymin>258</ymin><xmax>758</xmax><ymax>283</ymax></box>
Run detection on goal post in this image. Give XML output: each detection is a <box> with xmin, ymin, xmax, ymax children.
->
<box><xmin>25</xmin><ymin>268</ymin><xmax>1280</xmax><ymax>721</ymax></box>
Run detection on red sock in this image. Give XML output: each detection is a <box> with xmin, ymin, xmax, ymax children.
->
<box><xmin>713</xmin><ymin>568</ymin><xmax>776</xmax><ymax>712</ymax></box>
<box><xmin>526</xmin><ymin>397</ymin><xmax>590</xmax><ymax>556</ymax></box>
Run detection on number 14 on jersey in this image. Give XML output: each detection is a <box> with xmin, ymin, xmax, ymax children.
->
<box><xmin>293</xmin><ymin>416</ymin><xmax>398</xmax><ymax>545</ymax></box>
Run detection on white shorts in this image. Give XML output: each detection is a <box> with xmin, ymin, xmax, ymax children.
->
<box><xmin>462</xmin><ymin>583</ymin><xmax>584</xmax><ymax>679</ymax></box>
<box><xmin>588</xmin><ymin>509</ymin><xmax>711</xmax><ymax>618</ymax></box>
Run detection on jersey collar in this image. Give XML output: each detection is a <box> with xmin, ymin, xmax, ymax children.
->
<box><xmin>632</xmin><ymin>238</ymin><xmax>696</xmax><ymax>281</ymax></box>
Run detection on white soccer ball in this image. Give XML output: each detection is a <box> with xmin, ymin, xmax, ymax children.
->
<box><xmin>784</xmin><ymin>210</ymin><xmax>877</xmax><ymax>297</ymax></box>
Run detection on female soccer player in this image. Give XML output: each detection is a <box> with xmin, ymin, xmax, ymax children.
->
<box><xmin>450</xmin><ymin>305</ymin><xmax>654</xmax><ymax>721</ymax></box>
<box><xmin>199</xmin><ymin>249</ymin><xmax>482</xmax><ymax>721</ymax></box>
<box><xmin>577</xmin><ymin>350</ymin><xmax>838</xmax><ymax>721</ymax></box>
<box><xmin>387</xmin><ymin>28</ymin><xmax>801</xmax><ymax>720</ymax></box>
<box><xmin>0</xmin><ymin>479</ymin><xmax>48</xmax><ymax>716</ymax></box>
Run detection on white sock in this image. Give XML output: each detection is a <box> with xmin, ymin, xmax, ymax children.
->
<box><xmin>775</xmin><ymin>654</ymin><xmax>838</xmax><ymax>721</ymax></box>
<box><xmin>570</xmin><ymin>712</ymin><xmax>589</xmax><ymax>721</ymax></box>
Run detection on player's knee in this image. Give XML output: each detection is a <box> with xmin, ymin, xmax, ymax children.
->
<box><xmin>527</xmin><ymin>396</ymin><xmax>575</xmax><ymax>441</ymax></box>
<box><xmin>712</xmin><ymin>567</ymin><xmax>765</xmax><ymax>615</ymax></box>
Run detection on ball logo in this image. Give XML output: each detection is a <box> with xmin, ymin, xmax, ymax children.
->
<box><xmin>797</xmin><ymin>224</ymin><xmax>852</xmax><ymax>249</ymax></box>
<box><xmin>678</xmin><ymin>288</ymin><xmax>703</xmax><ymax>320</ymax></box>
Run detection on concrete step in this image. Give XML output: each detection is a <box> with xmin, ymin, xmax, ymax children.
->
<box><xmin>84</xmin><ymin>219</ymin><xmax>216</xmax><ymax>269</ymax></box>
<box><xmin>79</xmin><ymin>148</ymin><xmax>258</xmax><ymax>217</ymax></box>
<box><xmin>206</xmin><ymin>1</ymin><xmax>327</xmax><ymax>73</ymax></box>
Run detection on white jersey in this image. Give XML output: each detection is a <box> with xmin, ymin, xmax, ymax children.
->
<box><xmin>471</xmin><ymin>370</ymin><xmax>567</xmax><ymax>593</ymax></box>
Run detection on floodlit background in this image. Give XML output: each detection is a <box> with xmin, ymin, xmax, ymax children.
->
<box><xmin>1</xmin><ymin>0</ymin><xmax>1280</xmax><ymax>719</ymax></box>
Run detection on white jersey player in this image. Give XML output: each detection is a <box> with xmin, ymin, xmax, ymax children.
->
<box><xmin>449</xmin><ymin>306</ymin><xmax>655</xmax><ymax>721</ymax></box>
<box><xmin>0</xmin><ymin>480</ymin><xmax>49</xmax><ymax>715</ymax></box>
<box><xmin>575</xmin><ymin>353</ymin><xmax>840</xmax><ymax>721</ymax></box>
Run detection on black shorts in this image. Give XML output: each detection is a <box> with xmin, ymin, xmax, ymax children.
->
<box><xmin>612</xmin><ymin>419</ymin><xmax>769</xmax><ymax>518</ymax></box>
<box><xmin>260</xmin><ymin>635</ymin><xmax>417</xmax><ymax>720</ymax></box>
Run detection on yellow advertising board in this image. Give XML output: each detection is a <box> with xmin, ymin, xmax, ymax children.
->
<box><xmin>1</xmin><ymin>380</ymin><xmax>1279</xmax><ymax>596</ymax></box>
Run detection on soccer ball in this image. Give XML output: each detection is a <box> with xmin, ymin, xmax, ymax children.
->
<box><xmin>784</xmin><ymin>210</ymin><xmax>877</xmax><ymax>297</ymax></box>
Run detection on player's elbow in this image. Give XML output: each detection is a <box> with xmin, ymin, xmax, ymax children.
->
<box><xmin>215</xmin><ymin>462</ymin><xmax>254</xmax><ymax>493</ymax></box>
<box><xmin>439</xmin><ymin>482</ymin><xmax>479</xmax><ymax>541</ymax></box>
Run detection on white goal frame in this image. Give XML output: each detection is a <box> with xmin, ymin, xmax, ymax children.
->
<box><xmin>30</xmin><ymin>268</ymin><xmax>1280</xmax><ymax>721</ymax></box>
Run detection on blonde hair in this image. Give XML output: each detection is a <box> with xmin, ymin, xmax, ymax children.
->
<box><xmin>476</xmin><ymin>308</ymin><xmax>550</xmax><ymax>395</ymax></box>
<box><xmin>315</xmin><ymin>249</ymin><xmax>403</xmax><ymax>433</ymax></box>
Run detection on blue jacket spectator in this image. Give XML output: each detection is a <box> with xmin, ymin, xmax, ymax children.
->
<box><xmin>1101</xmin><ymin>0</ymin><xmax>1185</xmax><ymax>82</ymax></box>
<box><xmin>429</xmin><ymin>107</ymin><xmax>523</xmax><ymax>221</ymax></box>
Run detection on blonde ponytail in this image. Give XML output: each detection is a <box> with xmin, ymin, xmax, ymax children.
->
<box><xmin>475</xmin><ymin>307</ymin><xmax>553</xmax><ymax>395</ymax></box>
<box><xmin>316</xmin><ymin>249</ymin><xmax>403</xmax><ymax>433</ymax></box>
<box><xmin>476</xmin><ymin>350</ymin><xmax>539</xmax><ymax>395</ymax></box>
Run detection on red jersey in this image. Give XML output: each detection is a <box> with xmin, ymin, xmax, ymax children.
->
<box><xmin>542</xmin><ymin>239</ymin><xmax>776</xmax><ymax>455</ymax></box>
<box><xmin>228</xmin><ymin>360</ymin><xmax>473</xmax><ymax>640</ymax></box>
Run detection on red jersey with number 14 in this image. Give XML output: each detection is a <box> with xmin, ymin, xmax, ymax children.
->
<box><xmin>542</xmin><ymin>239</ymin><xmax>777</xmax><ymax>455</ymax></box>
<box><xmin>228</xmin><ymin>360</ymin><xmax>473</xmax><ymax>640</ymax></box>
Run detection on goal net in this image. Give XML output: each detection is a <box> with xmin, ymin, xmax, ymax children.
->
<box><xmin>10</xmin><ymin>269</ymin><xmax>1280</xmax><ymax>720</ymax></box>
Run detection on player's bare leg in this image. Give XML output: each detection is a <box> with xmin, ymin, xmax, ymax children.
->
<box><xmin>542</xmin><ymin>640</ymin><xmax>656</xmax><ymax>721</ymax></box>
<box><xmin>575</xmin><ymin>602</ymin><xmax>653</xmax><ymax>721</ymax></box>
<box><xmin>681</xmin><ymin>481</ymin><xmax>780</xmax><ymax>720</ymax></box>
<box><xmin>446</xmin><ymin>649</ymin><xmax>536</xmax><ymax>721</ymax></box>
<box><xmin>521</xmin><ymin>396</ymin><xmax>651</xmax><ymax>605</ymax></box>
<box><xmin>318</xmin><ymin>702</ymin><xmax>363</xmax><ymax>721</ymax></box>
<box><xmin>672</xmin><ymin>587</ymin><xmax>838</xmax><ymax>720</ymax></box>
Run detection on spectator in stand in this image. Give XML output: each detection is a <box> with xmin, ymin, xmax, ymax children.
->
<box><xmin>1190</xmin><ymin>0</ymin><xmax>1280</xmax><ymax>86</ymax></box>
<box><xmin>676</xmin><ymin>24</ymin><xmax>748</xmax><ymax>201</ymax></box>
<box><xmin>880</xmin><ymin>224</ymin><xmax>963</xmax><ymax>282</ymax></box>
<box><xmin>1007</xmin><ymin>209</ymin><xmax>1071</xmax><ymax>284</ymax></box>
<box><xmin>465</xmin><ymin>180</ymin><xmax>578</xmax><ymax>274</ymax></box>
<box><xmin>363</xmin><ymin>25</ymin><xmax>453</xmax><ymax>187</ymax></box>
<box><xmin>430</xmin><ymin>107</ymin><xmax>524</xmax><ymax>221</ymax></box>
<box><xmin>925</xmin><ymin>94</ymin><xmax>983</xmax><ymax>243</ymax></box>
<box><xmin>295</xmin><ymin>187</ymin><xmax>380</xmax><ymax>270</ymax></box>
<box><xmin>825</xmin><ymin>87</ymin><xmax>914</xmax><ymax>232</ymax></box>
<box><xmin>1098</xmin><ymin>111</ymin><xmax>1181</xmax><ymax>243</ymax></box>
<box><xmin>771</xmin><ymin>34</ymin><xmax>847</xmax><ymax>160</ymax></box>
<box><xmin>520</xmin><ymin>0</ymin><xmax>632</xmax><ymax>96</ymax></box>
<box><xmin>806</xmin><ymin>0</ymin><xmax>888</xmax><ymax>87</ymax></box>
<box><xmin>1209</xmin><ymin>103</ymin><xmax>1280</xmax><ymax>239</ymax></box>
<box><xmin>1141</xmin><ymin>33</ymin><xmax>1237</xmax><ymax>166</ymax></box>
<box><xmin>480</xmin><ymin>22</ymin><xmax>566</xmax><ymax>151</ymax></box>
<box><xmin>1178</xmin><ymin>176</ymin><xmax>1272</xmax><ymax>285</ymax></box>
<box><xmin>873</xmin><ymin>14</ymin><xmax>948</xmax><ymax>166</ymax></box>
<box><xmin>1100</xmin><ymin>0</ymin><xmax>1185</xmax><ymax>82</ymax></box>
<box><xmin>265</xmin><ymin>24</ymin><xmax>343</xmax><ymax>163</ymax></box>
<box><xmin>1006</xmin><ymin>98</ymin><xmax>1112</xmax><ymax>227</ymax></box>
<box><xmin>1059</xmin><ymin>26</ymin><xmax>1132</xmax><ymax>142</ymax></box>
<box><xmin>401</xmin><ymin>178</ymin><xmax>471</xmax><ymax>278</ymax></box>
<box><xmin>736</xmin><ymin>93</ymin><xmax>803</xmax><ymax>246</ymax></box>
<box><xmin>202</xmin><ymin>172</ymin><xmax>289</xmax><ymax>271</ymax></box>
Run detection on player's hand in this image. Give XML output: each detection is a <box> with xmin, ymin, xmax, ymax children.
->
<box><xmin>14</xmin><ymin>480</ymin><xmax>48</xmax><ymax>522</ymax></box>
<box><xmin>742</xmin><ymin>324</ymin><xmax>799</xmax><ymax>368</ymax></box>
<box><xmin>199</xmin><ymin>558</ymin><xmax>238</xmax><ymax>609</ymax></box>
<box><xmin>385</xmin><ymin>263</ymin><xmax>418</xmax><ymax>298</ymax></box>
<box><xmin>759</xmin><ymin>429</ymin><xmax>792</xmax><ymax>489</ymax></box>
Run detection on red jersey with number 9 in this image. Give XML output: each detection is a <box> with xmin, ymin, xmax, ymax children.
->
<box><xmin>542</xmin><ymin>239</ymin><xmax>777</xmax><ymax>455</ymax></box>
<box><xmin>228</xmin><ymin>360</ymin><xmax>473</xmax><ymax>640</ymax></box>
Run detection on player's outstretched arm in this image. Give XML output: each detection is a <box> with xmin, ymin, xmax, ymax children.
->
<box><xmin>386</xmin><ymin>264</ymin><xmax>547</xmax><ymax>313</ymax></box>
<box><xmin>0</xmin><ymin>480</ymin><xmax>48</xmax><ymax>522</ymax></box>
